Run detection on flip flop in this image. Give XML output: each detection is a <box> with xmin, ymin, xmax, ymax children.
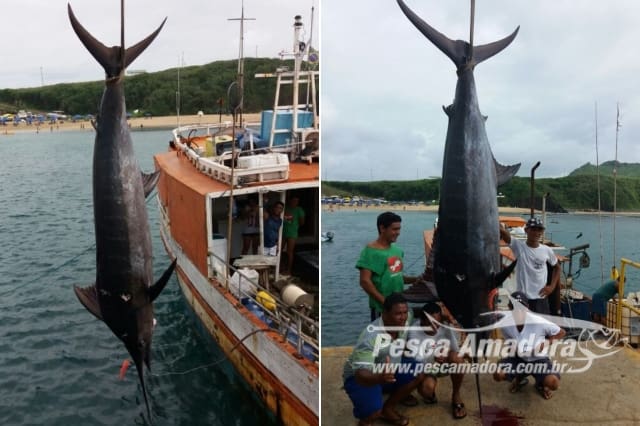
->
<box><xmin>380</xmin><ymin>411</ymin><xmax>410</xmax><ymax>426</ymax></box>
<box><xmin>509</xmin><ymin>377</ymin><xmax>529</xmax><ymax>393</ymax></box>
<box><xmin>451</xmin><ymin>402</ymin><xmax>467</xmax><ymax>420</ymax></box>
<box><xmin>422</xmin><ymin>394</ymin><xmax>438</xmax><ymax>404</ymax></box>
<box><xmin>401</xmin><ymin>394</ymin><xmax>419</xmax><ymax>407</ymax></box>
<box><xmin>536</xmin><ymin>384</ymin><xmax>553</xmax><ymax>400</ymax></box>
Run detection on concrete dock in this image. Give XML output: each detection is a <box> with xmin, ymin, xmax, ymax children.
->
<box><xmin>322</xmin><ymin>345</ymin><xmax>640</xmax><ymax>425</ymax></box>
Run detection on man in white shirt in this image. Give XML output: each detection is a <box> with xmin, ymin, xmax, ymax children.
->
<box><xmin>499</xmin><ymin>217</ymin><xmax>560</xmax><ymax>314</ymax></box>
<box><xmin>493</xmin><ymin>292</ymin><xmax>566</xmax><ymax>399</ymax></box>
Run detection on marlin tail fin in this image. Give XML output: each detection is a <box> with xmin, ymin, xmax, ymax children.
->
<box><xmin>396</xmin><ymin>0</ymin><xmax>519</xmax><ymax>71</ymax></box>
<box><xmin>68</xmin><ymin>3</ymin><xmax>166</xmax><ymax>78</ymax></box>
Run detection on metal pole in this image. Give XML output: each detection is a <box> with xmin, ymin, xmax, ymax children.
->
<box><xmin>530</xmin><ymin>162</ymin><xmax>541</xmax><ymax>218</ymax></box>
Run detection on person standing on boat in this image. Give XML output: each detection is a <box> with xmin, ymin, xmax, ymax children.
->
<box><xmin>343</xmin><ymin>292</ymin><xmax>423</xmax><ymax>426</ymax></box>
<box><xmin>357</xmin><ymin>212</ymin><xmax>417</xmax><ymax>321</ymax></box>
<box><xmin>493</xmin><ymin>292</ymin><xmax>565</xmax><ymax>400</ymax></box>
<box><xmin>499</xmin><ymin>217</ymin><xmax>560</xmax><ymax>314</ymax></box>
<box><xmin>241</xmin><ymin>197</ymin><xmax>260</xmax><ymax>255</ymax></box>
<box><xmin>282</xmin><ymin>194</ymin><xmax>305</xmax><ymax>275</ymax></box>
<box><xmin>263</xmin><ymin>201</ymin><xmax>284</xmax><ymax>256</ymax></box>
<box><xmin>591</xmin><ymin>278</ymin><xmax>620</xmax><ymax>325</ymax></box>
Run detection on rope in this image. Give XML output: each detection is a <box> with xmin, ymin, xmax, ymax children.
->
<box><xmin>152</xmin><ymin>328</ymin><xmax>280</xmax><ymax>376</ymax></box>
<box><xmin>595</xmin><ymin>102</ymin><xmax>605</xmax><ymax>287</ymax></box>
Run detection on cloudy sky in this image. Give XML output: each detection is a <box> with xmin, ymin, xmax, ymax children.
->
<box><xmin>1</xmin><ymin>0</ymin><xmax>318</xmax><ymax>88</ymax></box>
<box><xmin>322</xmin><ymin>0</ymin><xmax>640</xmax><ymax>180</ymax></box>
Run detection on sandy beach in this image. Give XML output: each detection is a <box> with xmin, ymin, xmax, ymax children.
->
<box><xmin>0</xmin><ymin>113</ymin><xmax>262</xmax><ymax>135</ymax></box>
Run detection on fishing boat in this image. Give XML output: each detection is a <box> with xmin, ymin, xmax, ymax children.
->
<box><xmin>153</xmin><ymin>12</ymin><xmax>319</xmax><ymax>426</ymax></box>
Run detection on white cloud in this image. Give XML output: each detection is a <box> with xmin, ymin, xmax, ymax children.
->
<box><xmin>322</xmin><ymin>0</ymin><xmax>640</xmax><ymax>179</ymax></box>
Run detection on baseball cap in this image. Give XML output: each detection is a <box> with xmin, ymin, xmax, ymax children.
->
<box><xmin>525</xmin><ymin>217</ymin><xmax>545</xmax><ymax>229</ymax></box>
<box><xmin>510</xmin><ymin>291</ymin><xmax>529</xmax><ymax>307</ymax></box>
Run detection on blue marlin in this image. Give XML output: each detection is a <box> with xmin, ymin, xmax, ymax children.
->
<box><xmin>397</xmin><ymin>0</ymin><xmax>520</xmax><ymax>328</ymax></box>
<box><xmin>68</xmin><ymin>1</ymin><xmax>174</xmax><ymax>416</ymax></box>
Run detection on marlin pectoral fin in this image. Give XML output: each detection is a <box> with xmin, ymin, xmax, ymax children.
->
<box><xmin>149</xmin><ymin>260</ymin><xmax>177</xmax><ymax>302</ymax></box>
<box><xmin>493</xmin><ymin>259</ymin><xmax>517</xmax><ymax>288</ymax></box>
<box><xmin>494</xmin><ymin>157</ymin><xmax>521</xmax><ymax>186</ymax></box>
<box><xmin>74</xmin><ymin>284</ymin><xmax>103</xmax><ymax>321</ymax></box>
<box><xmin>142</xmin><ymin>170</ymin><xmax>160</xmax><ymax>198</ymax></box>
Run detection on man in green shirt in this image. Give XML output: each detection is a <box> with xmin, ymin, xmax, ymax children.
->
<box><xmin>283</xmin><ymin>195</ymin><xmax>305</xmax><ymax>275</ymax></box>
<box><xmin>357</xmin><ymin>212</ymin><xmax>417</xmax><ymax>321</ymax></box>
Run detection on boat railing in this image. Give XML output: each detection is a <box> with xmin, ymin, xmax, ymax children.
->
<box><xmin>173</xmin><ymin>127</ymin><xmax>290</xmax><ymax>186</ymax></box>
<box><xmin>209</xmin><ymin>251</ymin><xmax>319</xmax><ymax>362</ymax></box>
<box><xmin>613</xmin><ymin>258</ymin><xmax>640</xmax><ymax>332</ymax></box>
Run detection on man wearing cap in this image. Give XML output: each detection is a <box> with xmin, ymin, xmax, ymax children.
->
<box><xmin>493</xmin><ymin>291</ymin><xmax>565</xmax><ymax>399</ymax></box>
<box><xmin>499</xmin><ymin>217</ymin><xmax>560</xmax><ymax>314</ymax></box>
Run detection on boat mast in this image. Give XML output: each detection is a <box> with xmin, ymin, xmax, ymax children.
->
<box><xmin>612</xmin><ymin>103</ymin><xmax>620</xmax><ymax>279</ymax></box>
<box><xmin>228</xmin><ymin>1</ymin><xmax>255</xmax><ymax>127</ymax></box>
<box><xmin>225</xmin><ymin>1</ymin><xmax>255</xmax><ymax>285</ymax></box>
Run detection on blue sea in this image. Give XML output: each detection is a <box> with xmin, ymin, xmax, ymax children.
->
<box><xmin>0</xmin><ymin>128</ymin><xmax>276</xmax><ymax>425</ymax></box>
<box><xmin>321</xmin><ymin>208</ymin><xmax>640</xmax><ymax>347</ymax></box>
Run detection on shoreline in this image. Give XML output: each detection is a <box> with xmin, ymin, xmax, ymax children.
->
<box><xmin>322</xmin><ymin>204</ymin><xmax>640</xmax><ymax>216</ymax></box>
<box><xmin>0</xmin><ymin>113</ymin><xmax>262</xmax><ymax>135</ymax></box>
<box><xmin>323</xmin><ymin>204</ymin><xmax>531</xmax><ymax>214</ymax></box>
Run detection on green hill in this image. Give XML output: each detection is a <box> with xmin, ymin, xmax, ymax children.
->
<box><xmin>323</xmin><ymin>164</ymin><xmax>640</xmax><ymax>212</ymax></box>
<box><xmin>0</xmin><ymin>57</ymin><xmax>314</xmax><ymax>116</ymax></box>
<box><xmin>569</xmin><ymin>161</ymin><xmax>640</xmax><ymax>178</ymax></box>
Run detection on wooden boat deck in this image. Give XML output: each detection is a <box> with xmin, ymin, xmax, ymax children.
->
<box><xmin>322</xmin><ymin>345</ymin><xmax>640</xmax><ymax>425</ymax></box>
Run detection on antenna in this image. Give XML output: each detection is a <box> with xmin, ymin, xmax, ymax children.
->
<box><xmin>120</xmin><ymin>0</ymin><xmax>125</xmax><ymax>68</ymax></box>
<box><xmin>228</xmin><ymin>0</ymin><xmax>256</xmax><ymax>123</ymax></box>
<box><xmin>469</xmin><ymin>0</ymin><xmax>475</xmax><ymax>58</ymax></box>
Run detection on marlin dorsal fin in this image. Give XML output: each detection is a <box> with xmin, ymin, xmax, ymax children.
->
<box><xmin>396</xmin><ymin>0</ymin><xmax>519</xmax><ymax>70</ymax></box>
<box><xmin>494</xmin><ymin>156</ymin><xmax>521</xmax><ymax>186</ymax></box>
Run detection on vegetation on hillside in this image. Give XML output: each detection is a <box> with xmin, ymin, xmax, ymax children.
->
<box><xmin>0</xmin><ymin>58</ymin><xmax>313</xmax><ymax>116</ymax></box>
<box><xmin>323</xmin><ymin>169</ymin><xmax>640</xmax><ymax>212</ymax></box>
<box><xmin>569</xmin><ymin>161</ymin><xmax>640</xmax><ymax>178</ymax></box>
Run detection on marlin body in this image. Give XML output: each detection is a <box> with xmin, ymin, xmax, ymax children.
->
<box><xmin>397</xmin><ymin>0</ymin><xmax>519</xmax><ymax>328</ymax></box>
<box><xmin>68</xmin><ymin>3</ymin><xmax>174</xmax><ymax>416</ymax></box>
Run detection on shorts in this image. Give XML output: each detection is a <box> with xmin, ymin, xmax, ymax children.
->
<box><xmin>343</xmin><ymin>358</ymin><xmax>418</xmax><ymax>420</ymax></box>
<box><xmin>499</xmin><ymin>356</ymin><xmax>560</xmax><ymax>387</ymax></box>
<box><xmin>591</xmin><ymin>293</ymin><xmax>608</xmax><ymax>316</ymax></box>
<box><xmin>263</xmin><ymin>246</ymin><xmax>277</xmax><ymax>256</ymax></box>
<box><xmin>527</xmin><ymin>298</ymin><xmax>550</xmax><ymax>315</ymax></box>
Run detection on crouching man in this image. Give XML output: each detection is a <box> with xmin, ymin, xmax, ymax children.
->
<box><xmin>493</xmin><ymin>291</ymin><xmax>566</xmax><ymax>399</ymax></box>
<box><xmin>343</xmin><ymin>293</ymin><xmax>423</xmax><ymax>426</ymax></box>
<box><xmin>407</xmin><ymin>301</ymin><xmax>467</xmax><ymax>419</ymax></box>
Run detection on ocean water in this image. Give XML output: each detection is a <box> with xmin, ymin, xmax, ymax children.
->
<box><xmin>321</xmin><ymin>209</ymin><xmax>640</xmax><ymax>347</ymax></box>
<box><xmin>0</xmin><ymin>129</ymin><xmax>276</xmax><ymax>425</ymax></box>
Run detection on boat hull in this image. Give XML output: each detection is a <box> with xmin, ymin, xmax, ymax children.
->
<box><xmin>160</xmin><ymin>223</ymin><xmax>318</xmax><ymax>425</ymax></box>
